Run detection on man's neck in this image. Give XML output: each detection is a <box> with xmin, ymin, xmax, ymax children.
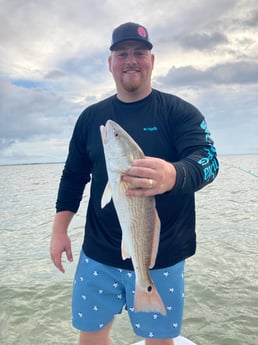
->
<box><xmin>116</xmin><ymin>87</ymin><xmax>152</xmax><ymax>103</ymax></box>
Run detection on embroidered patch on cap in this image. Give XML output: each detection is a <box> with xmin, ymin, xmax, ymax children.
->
<box><xmin>138</xmin><ymin>26</ymin><xmax>147</xmax><ymax>38</ymax></box>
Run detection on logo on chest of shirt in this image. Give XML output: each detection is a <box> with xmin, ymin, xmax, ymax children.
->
<box><xmin>143</xmin><ymin>126</ymin><xmax>158</xmax><ymax>132</ymax></box>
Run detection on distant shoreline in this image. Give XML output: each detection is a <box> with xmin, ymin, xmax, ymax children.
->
<box><xmin>1</xmin><ymin>152</ymin><xmax>258</xmax><ymax>167</ymax></box>
<box><xmin>0</xmin><ymin>161</ymin><xmax>65</xmax><ymax>167</ymax></box>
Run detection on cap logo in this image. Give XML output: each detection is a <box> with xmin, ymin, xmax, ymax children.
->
<box><xmin>138</xmin><ymin>26</ymin><xmax>147</xmax><ymax>38</ymax></box>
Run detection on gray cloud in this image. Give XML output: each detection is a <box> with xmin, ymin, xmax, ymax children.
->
<box><xmin>179</xmin><ymin>32</ymin><xmax>228</xmax><ymax>50</ymax></box>
<box><xmin>242</xmin><ymin>9</ymin><xmax>258</xmax><ymax>27</ymax></box>
<box><xmin>0</xmin><ymin>0</ymin><xmax>258</xmax><ymax>164</ymax></box>
<box><xmin>44</xmin><ymin>69</ymin><xmax>67</xmax><ymax>80</ymax></box>
<box><xmin>158</xmin><ymin>61</ymin><xmax>258</xmax><ymax>86</ymax></box>
<box><xmin>0</xmin><ymin>78</ymin><xmax>80</xmax><ymax>146</ymax></box>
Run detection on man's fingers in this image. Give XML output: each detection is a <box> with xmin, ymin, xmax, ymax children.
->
<box><xmin>66</xmin><ymin>247</ymin><xmax>73</xmax><ymax>263</ymax></box>
<box><xmin>52</xmin><ymin>255</ymin><xmax>65</xmax><ymax>273</ymax></box>
<box><xmin>132</xmin><ymin>157</ymin><xmax>156</xmax><ymax>167</ymax></box>
<box><xmin>50</xmin><ymin>234</ymin><xmax>73</xmax><ymax>273</ymax></box>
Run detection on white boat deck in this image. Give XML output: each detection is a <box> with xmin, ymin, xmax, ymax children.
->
<box><xmin>131</xmin><ymin>335</ymin><xmax>196</xmax><ymax>345</ymax></box>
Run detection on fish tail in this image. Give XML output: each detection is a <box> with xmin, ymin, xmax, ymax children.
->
<box><xmin>134</xmin><ymin>283</ymin><xmax>167</xmax><ymax>316</ymax></box>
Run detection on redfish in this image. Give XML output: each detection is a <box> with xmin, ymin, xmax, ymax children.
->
<box><xmin>100</xmin><ymin>120</ymin><xmax>166</xmax><ymax>315</ymax></box>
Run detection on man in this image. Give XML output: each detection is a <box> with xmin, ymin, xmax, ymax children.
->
<box><xmin>50</xmin><ymin>22</ymin><xmax>219</xmax><ymax>345</ymax></box>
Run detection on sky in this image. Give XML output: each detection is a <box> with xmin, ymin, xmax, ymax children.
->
<box><xmin>0</xmin><ymin>0</ymin><xmax>258</xmax><ymax>165</ymax></box>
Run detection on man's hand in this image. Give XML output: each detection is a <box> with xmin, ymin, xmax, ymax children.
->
<box><xmin>50</xmin><ymin>211</ymin><xmax>74</xmax><ymax>273</ymax></box>
<box><xmin>122</xmin><ymin>157</ymin><xmax>177</xmax><ymax>197</ymax></box>
<box><xmin>50</xmin><ymin>231</ymin><xmax>73</xmax><ymax>273</ymax></box>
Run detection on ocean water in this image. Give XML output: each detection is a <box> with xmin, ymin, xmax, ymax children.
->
<box><xmin>0</xmin><ymin>154</ymin><xmax>257</xmax><ymax>345</ymax></box>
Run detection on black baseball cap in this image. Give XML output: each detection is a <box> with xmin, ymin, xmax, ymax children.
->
<box><xmin>110</xmin><ymin>22</ymin><xmax>153</xmax><ymax>51</ymax></box>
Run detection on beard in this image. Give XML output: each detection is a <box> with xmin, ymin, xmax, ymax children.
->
<box><xmin>122</xmin><ymin>80</ymin><xmax>140</xmax><ymax>92</ymax></box>
<box><xmin>120</xmin><ymin>73</ymin><xmax>142</xmax><ymax>92</ymax></box>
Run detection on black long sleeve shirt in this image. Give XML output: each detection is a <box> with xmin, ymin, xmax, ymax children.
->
<box><xmin>56</xmin><ymin>89</ymin><xmax>219</xmax><ymax>269</ymax></box>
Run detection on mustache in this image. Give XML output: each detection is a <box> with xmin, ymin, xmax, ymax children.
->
<box><xmin>123</xmin><ymin>66</ymin><xmax>141</xmax><ymax>72</ymax></box>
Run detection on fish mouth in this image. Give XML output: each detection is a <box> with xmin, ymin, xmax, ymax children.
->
<box><xmin>100</xmin><ymin>124</ymin><xmax>107</xmax><ymax>144</ymax></box>
<box><xmin>100</xmin><ymin>120</ymin><xmax>116</xmax><ymax>144</ymax></box>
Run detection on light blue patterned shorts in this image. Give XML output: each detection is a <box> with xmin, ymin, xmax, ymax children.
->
<box><xmin>72</xmin><ymin>249</ymin><xmax>185</xmax><ymax>339</ymax></box>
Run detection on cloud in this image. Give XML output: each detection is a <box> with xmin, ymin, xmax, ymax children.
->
<box><xmin>241</xmin><ymin>9</ymin><xmax>258</xmax><ymax>27</ymax></box>
<box><xmin>0</xmin><ymin>77</ymin><xmax>80</xmax><ymax>147</ymax></box>
<box><xmin>0</xmin><ymin>0</ymin><xmax>258</xmax><ymax>164</ymax></box>
<box><xmin>158</xmin><ymin>61</ymin><xmax>258</xmax><ymax>86</ymax></box>
<box><xmin>44</xmin><ymin>69</ymin><xmax>67</xmax><ymax>80</ymax></box>
<box><xmin>179</xmin><ymin>32</ymin><xmax>228</xmax><ymax>51</ymax></box>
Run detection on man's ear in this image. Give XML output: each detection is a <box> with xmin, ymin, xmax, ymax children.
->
<box><xmin>151</xmin><ymin>53</ymin><xmax>155</xmax><ymax>70</ymax></box>
<box><xmin>108</xmin><ymin>55</ymin><xmax>112</xmax><ymax>72</ymax></box>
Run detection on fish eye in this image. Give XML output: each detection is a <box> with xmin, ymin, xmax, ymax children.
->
<box><xmin>113</xmin><ymin>130</ymin><xmax>119</xmax><ymax>138</ymax></box>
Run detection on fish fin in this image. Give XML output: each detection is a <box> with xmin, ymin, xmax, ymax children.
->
<box><xmin>121</xmin><ymin>240</ymin><xmax>131</xmax><ymax>260</ymax></box>
<box><xmin>101</xmin><ymin>183</ymin><xmax>112</xmax><ymax>208</ymax></box>
<box><xmin>149</xmin><ymin>209</ymin><xmax>161</xmax><ymax>269</ymax></box>
<box><xmin>134</xmin><ymin>282</ymin><xmax>166</xmax><ymax>316</ymax></box>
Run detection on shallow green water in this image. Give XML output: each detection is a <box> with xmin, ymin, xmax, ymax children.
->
<box><xmin>1</xmin><ymin>155</ymin><xmax>257</xmax><ymax>345</ymax></box>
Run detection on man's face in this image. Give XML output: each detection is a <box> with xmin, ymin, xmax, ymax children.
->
<box><xmin>108</xmin><ymin>41</ymin><xmax>154</xmax><ymax>97</ymax></box>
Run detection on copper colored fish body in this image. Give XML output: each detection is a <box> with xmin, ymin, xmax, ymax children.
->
<box><xmin>100</xmin><ymin>120</ymin><xmax>166</xmax><ymax>315</ymax></box>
